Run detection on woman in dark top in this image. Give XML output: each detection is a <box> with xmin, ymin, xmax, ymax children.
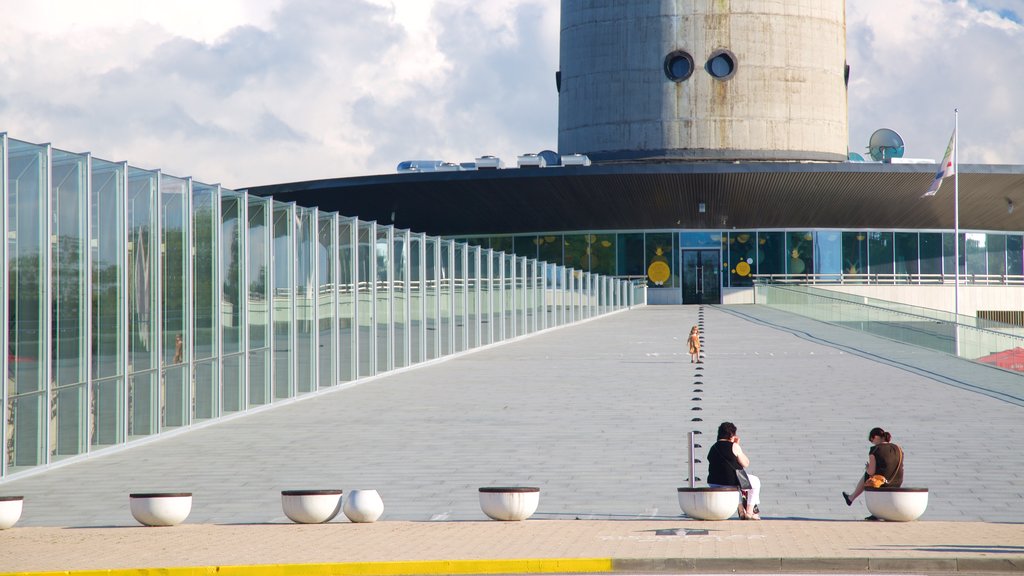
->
<box><xmin>842</xmin><ymin>427</ymin><xmax>904</xmax><ymax>519</ymax></box>
<box><xmin>707</xmin><ymin>421</ymin><xmax>761</xmax><ymax>520</ymax></box>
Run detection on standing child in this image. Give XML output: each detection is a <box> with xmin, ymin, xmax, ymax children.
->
<box><xmin>687</xmin><ymin>325</ymin><xmax>701</xmax><ymax>363</ymax></box>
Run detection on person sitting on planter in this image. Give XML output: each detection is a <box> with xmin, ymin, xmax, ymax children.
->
<box><xmin>842</xmin><ymin>426</ymin><xmax>904</xmax><ymax>520</ymax></box>
<box><xmin>707</xmin><ymin>421</ymin><xmax>761</xmax><ymax>520</ymax></box>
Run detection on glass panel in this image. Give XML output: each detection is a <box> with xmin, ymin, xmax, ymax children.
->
<box><xmin>479</xmin><ymin>250</ymin><xmax>492</xmax><ymax>346</ymax></box>
<box><xmin>247</xmin><ymin>349</ymin><xmax>269</xmax><ymax>407</ymax></box>
<box><xmin>842</xmin><ymin>231</ymin><xmax>868</xmax><ymax>276</ymax></box>
<box><xmin>490</xmin><ymin>236</ymin><xmax>514</xmax><ymax>254</ymax></box>
<box><xmin>920</xmin><ymin>233</ymin><xmax>943</xmax><ymax>277</ymax></box>
<box><xmin>895</xmin><ymin>232</ymin><xmax>919</xmax><ymax>278</ymax></box>
<box><xmin>492</xmin><ymin>252</ymin><xmax>503</xmax><ymax>339</ymax></box>
<box><xmin>246</xmin><ymin>196</ymin><xmax>270</xmax><ymax>407</ymax></box>
<box><xmin>728</xmin><ymin>231</ymin><xmax>757</xmax><ymax>286</ymax></box>
<box><xmin>273</xmin><ymin>203</ymin><xmax>294</xmax><ymax>398</ymax></box>
<box><xmin>338</xmin><ymin>220</ymin><xmax>355</xmax><ymax>380</ymax></box>
<box><xmin>91</xmin><ymin>377</ymin><xmax>123</xmax><ymax>447</ymax></box>
<box><xmin>988</xmin><ymin>233</ymin><xmax>1006</xmax><ymax>278</ymax></box>
<box><xmin>51</xmin><ymin>150</ymin><xmax>88</xmax><ymax>395</ymax></box>
<box><xmin>161</xmin><ymin>366</ymin><xmax>188</xmax><ymax>428</ymax></box>
<box><xmin>965</xmin><ymin>232</ymin><xmax>987</xmax><ymax>276</ymax></box>
<box><xmin>127</xmin><ymin>167</ymin><xmax>158</xmax><ymax>439</ymax></box>
<box><xmin>221</xmin><ymin>194</ymin><xmax>243</xmax><ymax>355</ymax></box>
<box><xmin>617</xmin><ymin>233</ymin><xmax>643</xmax><ymax>277</ymax></box>
<box><xmin>358</xmin><ymin>222</ymin><xmax>375</xmax><ymax>373</ymax></box>
<box><xmin>439</xmin><ymin>241</ymin><xmax>453</xmax><ymax>355</ymax></box>
<box><xmin>645</xmin><ymin>233</ymin><xmax>674</xmax><ymax>287</ymax></box>
<box><xmin>943</xmin><ymin>232</ymin><xmax>959</xmax><ymax>278</ymax></box>
<box><xmin>8</xmin><ymin>393</ymin><xmax>45</xmax><ymax>470</ymax></box>
<box><xmin>454</xmin><ymin>243</ymin><xmax>466</xmax><ymax>352</ymax></box>
<box><xmin>194</xmin><ymin>359</ymin><xmax>217</xmax><ymax>419</ymax></box>
<box><xmin>1007</xmin><ymin>235</ymin><xmax>1023</xmax><ymax>277</ymax></box>
<box><xmin>295</xmin><ymin>209</ymin><xmax>315</xmax><ymax>393</ymax></box>
<box><xmin>868</xmin><ymin>232</ymin><xmax>894</xmax><ymax>276</ymax></box>
<box><xmin>222</xmin><ymin>354</ymin><xmax>244</xmax><ymax>411</ymax></box>
<box><xmin>318</xmin><ymin>214</ymin><xmax>337</xmax><ymax>386</ymax></box>
<box><xmin>160</xmin><ymin>175</ymin><xmax>189</xmax><ymax>429</ymax></box>
<box><xmin>375</xmin><ymin>227</ymin><xmax>391</xmax><ymax>372</ymax></box>
<box><xmin>680</xmin><ymin>232</ymin><xmax>720</xmax><ymax>248</ymax></box>
<box><xmin>504</xmin><ymin>254</ymin><xmax>515</xmax><ymax>338</ymax></box>
<box><xmin>515</xmin><ymin>257</ymin><xmax>526</xmax><ymax>333</ymax></box>
<box><xmin>393</xmin><ymin>230</ymin><xmax>407</xmax><ymax>368</ymax></box>
<box><xmin>192</xmin><ymin>184</ymin><xmax>218</xmax><ymax>361</ymax></box>
<box><xmin>787</xmin><ymin>231</ymin><xmax>814</xmax><ymax>275</ymax></box>
<box><xmin>91</xmin><ymin>159</ymin><xmax>124</xmax><ymax>383</ymax></box>
<box><xmin>52</xmin><ymin>383</ymin><xmax>87</xmax><ymax>459</ymax></box>
<box><xmin>756</xmin><ymin>232</ymin><xmax>785</xmax><ymax>277</ymax></box>
<box><xmin>591</xmin><ymin>233</ymin><xmax>615</xmax><ymax>275</ymax></box>
<box><xmin>128</xmin><ymin>371</ymin><xmax>157</xmax><ymax>438</ymax></box>
<box><xmin>467</xmin><ymin>246</ymin><xmax>479</xmax><ymax>347</ymax></box>
<box><xmin>408</xmin><ymin>235</ymin><xmax>424</xmax><ymax>364</ymax></box>
<box><xmin>538</xmin><ymin>234</ymin><xmax>562</xmax><ymax>265</ymax></box>
<box><xmin>513</xmin><ymin>235</ymin><xmax>537</xmax><ymax>260</ymax></box>
<box><xmin>425</xmin><ymin>238</ymin><xmax>439</xmax><ymax>358</ymax></box>
<box><xmin>564</xmin><ymin>234</ymin><xmax>588</xmax><ymax>271</ymax></box>
<box><xmin>8</xmin><ymin>141</ymin><xmax>48</xmax><ymax>432</ymax></box>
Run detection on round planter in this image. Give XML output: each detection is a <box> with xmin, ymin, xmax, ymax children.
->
<box><xmin>677</xmin><ymin>487</ymin><xmax>741</xmax><ymax>520</ymax></box>
<box><xmin>478</xmin><ymin>487</ymin><xmax>540</xmax><ymax>521</ymax></box>
<box><xmin>129</xmin><ymin>493</ymin><xmax>192</xmax><ymax>527</ymax></box>
<box><xmin>281</xmin><ymin>490</ymin><xmax>343</xmax><ymax>524</ymax></box>
<box><xmin>0</xmin><ymin>496</ymin><xmax>24</xmax><ymax>530</ymax></box>
<box><xmin>343</xmin><ymin>489</ymin><xmax>384</xmax><ymax>523</ymax></box>
<box><xmin>864</xmin><ymin>487</ymin><xmax>929</xmax><ymax>522</ymax></box>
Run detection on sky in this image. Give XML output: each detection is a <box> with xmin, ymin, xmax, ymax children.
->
<box><xmin>1</xmin><ymin>0</ymin><xmax>1021</xmax><ymax>189</ymax></box>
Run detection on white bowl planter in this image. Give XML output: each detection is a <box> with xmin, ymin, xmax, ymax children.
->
<box><xmin>129</xmin><ymin>493</ymin><xmax>192</xmax><ymax>527</ymax></box>
<box><xmin>677</xmin><ymin>487</ymin><xmax>741</xmax><ymax>520</ymax></box>
<box><xmin>0</xmin><ymin>496</ymin><xmax>24</xmax><ymax>529</ymax></box>
<box><xmin>478</xmin><ymin>487</ymin><xmax>540</xmax><ymax>521</ymax></box>
<box><xmin>865</xmin><ymin>487</ymin><xmax>929</xmax><ymax>522</ymax></box>
<box><xmin>281</xmin><ymin>490</ymin><xmax>343</xmax><ymax>524</ymax></box>
<box><xmin>343</xmin><ymin>489</ymin><xmax>384</xmax><ymax>523</ymax></box>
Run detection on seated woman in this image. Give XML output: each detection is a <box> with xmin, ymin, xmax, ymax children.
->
<box><xmin>842</xmin><ymin>427</ymin><xmax>904</xmax><ymax>520</ymax></box>
<box><xmin>707</xmin><ymin>421</ymin><xmax>761</xmax><ymax>520</ymax></box>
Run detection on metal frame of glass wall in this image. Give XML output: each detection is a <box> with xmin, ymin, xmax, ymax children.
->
<box><xmin>1</xmin><ymin>135</ymin><xmax>636</xmax><ymax>479</ymax></box>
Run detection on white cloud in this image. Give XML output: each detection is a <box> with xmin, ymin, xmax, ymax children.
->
<box><xmin>0</xmin><ymin>0</ymin><xmax>1020</xmax><ymax>189</ymax></box>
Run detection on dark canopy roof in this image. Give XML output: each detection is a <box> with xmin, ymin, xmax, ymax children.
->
<box><xmin>246</xmin><ymin>162</ymin><xmax>1024</xmax><ymax>237</ymax></box>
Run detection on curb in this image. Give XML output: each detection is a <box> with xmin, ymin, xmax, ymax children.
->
<box><xmin>4</xmin><ymin>557</ymin><xmax>1023</xmax><ymax>576</ymax></box>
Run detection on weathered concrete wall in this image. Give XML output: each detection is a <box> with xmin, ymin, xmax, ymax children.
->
<box><xmin>558</xmin><ymin>0</ymin><xmax>848</xmax><ymax>162</ymax></box>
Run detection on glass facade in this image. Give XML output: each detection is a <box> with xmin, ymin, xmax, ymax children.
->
<box><xmin>1</xmin><ymin>135</ymin><xmax>636</xmax><ymax>479</ymax></box>
<box><xmin>469</xmin><ymin>230</ymin><xmax>1024</xmax><ymax>288</ymax></box>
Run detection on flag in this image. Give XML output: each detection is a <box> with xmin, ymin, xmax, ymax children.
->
<box><xmin>923</xmin><ymin>129</ymin><xmax>956</xmax><ymax>196</ymax></box>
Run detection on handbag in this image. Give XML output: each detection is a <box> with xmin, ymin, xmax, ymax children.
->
<box><xmin>735</xmin><ymin>468</ymin><xmax>753</xmax><ymax>490</ymax></box>
<box><xmin>864</xmin><ymin>444</ymin><xmax>903</xmax><ymax>489</ymax></box>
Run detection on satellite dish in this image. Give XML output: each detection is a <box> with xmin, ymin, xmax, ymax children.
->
<box><xmin>848</xmin><ymin>152</ymin><xmax>865</xmax><ymax>163</ymax></box>
<box><xmin>868</xmin><ymin>128</ymin><xmax>905</xmax><ymax>162</ymax></box>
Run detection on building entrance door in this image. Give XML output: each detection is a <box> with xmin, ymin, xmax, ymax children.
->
<box><xmin>681</xmin><ymin>249</ymin><xmax>721</xmax><ymax>305</ymax></box>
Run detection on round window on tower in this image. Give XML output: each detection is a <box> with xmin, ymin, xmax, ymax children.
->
<box><xmin>706</xmin><ymin>49</ymin><xmax>737</xmax><ymax>80</ymax></box>
<box><xmin>664</xmin><ymin>50</ymin><xmax>695</xmax><ymax>82</ymax></box>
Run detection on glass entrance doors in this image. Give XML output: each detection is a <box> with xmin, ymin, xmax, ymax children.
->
<box><xmin>682</xmin><ymin>249</ymin><xmax>721</xmax><ymax>305</ymax></box>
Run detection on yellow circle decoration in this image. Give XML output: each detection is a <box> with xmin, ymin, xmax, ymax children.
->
<box><xmin>648</xmin><ymin>261</ymin><xmax>670</xmax><ymax>285</ymax></box>
<box><xmin>789</xmin><ymin>258</ymin><xmax>806</xmax><ymax>274</ymax></box>
<box><xmin>600</xmin><ymin>240</ymin><xmax>612</xmax><ymax>248</ymax></box>
<box><xmin>735</xmin><ymin>261</ymin><xmax>751</xmax><ymax>276</ymax></box>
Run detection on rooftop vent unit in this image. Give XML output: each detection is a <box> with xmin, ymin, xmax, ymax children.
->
<box><xmin>560</xmin><ymin>153</ymin><xmax>591</xmax><ymax>166</ymax></box>
<box><xmin>475</xmin><ymin>155</ymin><xmax>504</xmax><ymax>169</ymax></box>
<box><xmin>396</xmin><ymin>160</ymin><xmax>445</xmax><ymax>173</ymax></box>
<box><xmin>435</xmin><ymin>162</ymin><xmax>463</xmax><ymax>172</ymax></box>
<box><xmin>517</xmin><ymin>153</ymin><xmax>546</xmax><ymax>168</ymax></box>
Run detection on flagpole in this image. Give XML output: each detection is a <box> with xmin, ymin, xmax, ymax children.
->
<box><xmin>953</xmin><ymin>108</ymin><xmax>960</xmax><ymax>356</ymax></box>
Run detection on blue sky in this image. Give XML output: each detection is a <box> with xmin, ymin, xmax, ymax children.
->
<box><xmin>1</xmin><ymin>0</ymin><xmax>1021</xmax><ymax>188</ymax></box>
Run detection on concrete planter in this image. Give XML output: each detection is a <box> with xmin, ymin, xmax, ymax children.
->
<box><xmin>478</xmin><ymin>487</ymin><xmax>540</xmax><ymax>521</ymax></box>
<box><xmin>281</xmin><ymin>490</ymin><xmax>343</xmax><ymax>524</ymax></box>
<box><xmin>677</xmin><ymin>487</ymin><xmax>741</xmax><ymax>520</ymax></box>
<box><xmin>129</xmin><ymin>493</ymin><xmax>192</xmax><ymax>527</ymax></box>
<box><xmin>343</xmin><ymin>489</ymin><xmax>384</xmax><ymax>523</ymax></box>
<box><xmin>865</xmin><ymin>487</ymin><xmax>929</xmax><ymax>521</ymax></box>
<box><xmin>0</xmin><ymin>496</ymin><xmax>24</xmax><ymax>529</ymax></box>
